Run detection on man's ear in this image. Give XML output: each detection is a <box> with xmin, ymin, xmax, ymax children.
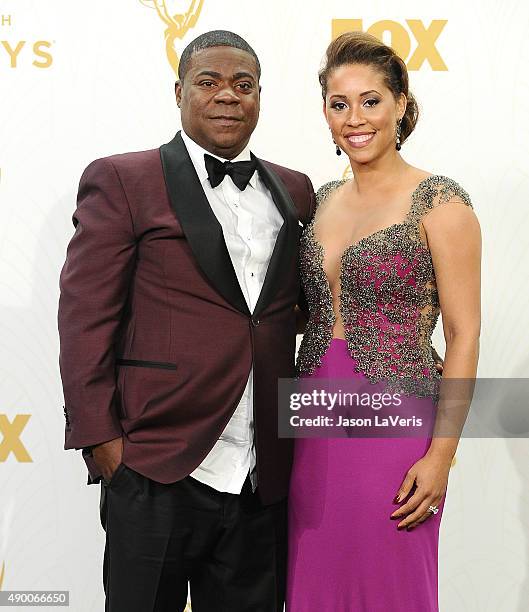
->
<box><xmin>175</xmin><ymin>80</ymin><xmax>182</xmax><ymax>107</ymax></box>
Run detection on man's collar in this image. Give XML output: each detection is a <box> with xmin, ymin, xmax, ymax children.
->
<box><xmin>181</xmin><ymin>129</ymin><xmax>257</xmax><ymax>189</ymax></box>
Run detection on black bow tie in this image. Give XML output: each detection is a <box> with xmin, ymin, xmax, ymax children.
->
<box><xmin>204</xmin><ymin>153</ymin><xmax>257</xmax><ymax>191</ymax></box>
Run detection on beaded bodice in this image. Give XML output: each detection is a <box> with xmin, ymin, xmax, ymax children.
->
<box><xmin>297</xmin><ymin>175</ymin><xmax>472</xmax><ymax>386</ymax></box>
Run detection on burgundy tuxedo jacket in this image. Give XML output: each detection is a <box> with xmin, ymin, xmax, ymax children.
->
<box><xmin>58</xmin><ymin>131</ymin><xmax>315</xmax><ymax>504</ymax></box>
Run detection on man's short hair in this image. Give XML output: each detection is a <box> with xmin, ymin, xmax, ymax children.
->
<box><xmin>178</xmin><ymin>30</ymin><xmax>261</xmax><ymax>81</ymax></box>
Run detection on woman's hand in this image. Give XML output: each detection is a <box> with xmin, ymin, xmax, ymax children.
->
<box><xmin>390</xmin><ymin>452</ymin><xmax>451</xmax><ymax>530</ymax></box>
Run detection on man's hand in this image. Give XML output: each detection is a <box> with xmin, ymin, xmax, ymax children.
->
<box><xmin>92</xmin><ymin>436</ymin><xmax>123</xmax><ymax>482</ymax></box>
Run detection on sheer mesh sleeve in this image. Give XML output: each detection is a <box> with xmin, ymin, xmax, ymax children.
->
<box><xmin>313</xmin><ymin>180</ymin><xmax>348</xmax><ymax>216</ymax></box>
<box><xmin>409</xmin><ymin>175</ymin><xmax>473</xmax><ymax>226</ymax></box>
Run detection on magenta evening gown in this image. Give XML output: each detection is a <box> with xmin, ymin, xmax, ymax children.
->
<box><xmin>287</xmin><ymin>176</ymin><xmax>473</xmax><ymax>612</ymax></box>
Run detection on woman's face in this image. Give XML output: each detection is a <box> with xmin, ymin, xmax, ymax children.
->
<box><xmin>323</xmin><ymin>63</ymin><xmax>406</xmax><ymax>164</ymax></box>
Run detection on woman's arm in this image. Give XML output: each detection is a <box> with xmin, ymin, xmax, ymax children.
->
<box><xmin>391</xmin><ymin>198</ymin><xmax>481</xmax><ymax>529</ymax></box>
<box><xmin>424</xmin><ymin>199</ymin><xmax>481</xmax><ymax>460</ymax></box>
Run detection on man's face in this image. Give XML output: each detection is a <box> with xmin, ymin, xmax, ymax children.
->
<box><xmin>175</xmin><ymin>46</ymin><xmax>260</xmax><ymax>160</ymax></box>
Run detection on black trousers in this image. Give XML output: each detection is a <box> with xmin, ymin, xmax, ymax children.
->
<box><xmin>99</xmin><ymin>463</ymin><xmax>287</xmax><ymax>612</ymax></box>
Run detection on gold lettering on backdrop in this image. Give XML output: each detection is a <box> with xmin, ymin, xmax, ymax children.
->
<box><xmin>0</xmin><ymin>561</ymin><xmax>4</xmax><ymax>590</ymax></box>
<box><xmin>0</xmin><ymin>414</ymin><xmax>32</xmax><ymax>462</ymax></box>
<box><xmin>367</xmin><ymin>20</ymin><xmax>411</xmax><ymax>62</ymax></box>
<box><xmin>33</xmin><ymin>40</ymin><xmax>53</xmax><ymax>68</ymax></box>
<box><xmin>141</xmin><ymin>0</ymin><xmax>204</xmax><ymax>76</ymax></box>
<box><xmin>332</xmin><ymin>19</ymin><xmax>448</xmax><ymax>70</ymax></box>
<box><xmin>406</xmin><ymin>20</ymin><xmax>447</xmax><ymax>71</ymax></box>
<box><xmin>0</xmin><ymin>40</ymin><xmax>54</xmax><ymax>68</ymax></box>
<box><xmin>1</xmin><ymin>40</ymin><xmax>24</xmax><ymax>67</ymax></box>
<box><xmin>0</xmin><ymin>12</ymin><xmax>54</xmax><ymax>67</ymax></box>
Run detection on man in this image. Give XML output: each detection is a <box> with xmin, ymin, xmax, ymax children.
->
<box><xmin>58</xmin><ymin>30</ymin><xmax>315</xmax><ymax>611</ymax></box>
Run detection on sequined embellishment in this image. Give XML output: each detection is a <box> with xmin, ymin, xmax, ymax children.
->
<box><xmin>297</xmin><ymin>175</ymin><xmax>473</xmax><ymax>396</ymax></box>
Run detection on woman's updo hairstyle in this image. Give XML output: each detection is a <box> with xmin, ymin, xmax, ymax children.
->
<box><xmin>319</xmin><ymin>31</ymin><xmax>419</xmax><ymax>144</ymax></box>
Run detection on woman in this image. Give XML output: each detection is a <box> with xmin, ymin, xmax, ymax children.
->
<box><xmin>287</xmin><ymin>32</ymin><xmax>481</xmax><ymax>611</ymax></box>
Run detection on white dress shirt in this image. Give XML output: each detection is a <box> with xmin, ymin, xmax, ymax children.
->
<box><xmin>181</xmin><ymin>130</ymin><xmax>284</xmax><ymax>494</ymax></box>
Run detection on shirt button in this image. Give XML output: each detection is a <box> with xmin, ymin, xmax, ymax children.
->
<box><xmin>251</xmin><ymin>317</ymin><xmax>260</xmax><ymax>327</ymax></box>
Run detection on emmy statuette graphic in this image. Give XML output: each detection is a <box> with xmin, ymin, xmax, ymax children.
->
<box><xmin>141</xmin><ymin>0</ymin><xmax>205</xmax><ymax>76</ymax></box>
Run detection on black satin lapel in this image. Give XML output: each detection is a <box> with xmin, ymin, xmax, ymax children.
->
<box><xmin>253</xmin><ymin>159</ymin><xmax>300</xmax><ymax>317</ymax></box>
<box><xmin>160</xmin><ymin>132</ymin><xmax>249</xmax><ymax>315</ymax></box>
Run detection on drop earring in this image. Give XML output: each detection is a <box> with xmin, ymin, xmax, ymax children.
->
<box><xmin>395</xmin><ymin>119</ymin><xmax>402</xmax><ymax>151</ymax></box>
<box><xmin>333</xmin><ymin>139</ymin><xmax>342</xmax><ymax>156</ymax></box>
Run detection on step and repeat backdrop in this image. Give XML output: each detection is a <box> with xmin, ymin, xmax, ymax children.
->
<box><xmin>1</xmin><ymin>1</ymin><xmax>528</xmax><ymax>610</ymax></box>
